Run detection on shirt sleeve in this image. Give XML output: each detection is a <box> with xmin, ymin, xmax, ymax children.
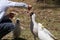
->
<box><xmin>8</xmin><ymin>1</ymin><xmax>28</xmax><ymax>8</ymax></box>
<box><xmin>0</xmin><ymin>11</ymin><xmax>5</xmax><ymax>22</ymax></box>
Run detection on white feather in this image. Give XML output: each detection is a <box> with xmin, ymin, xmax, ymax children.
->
<box><xmin>30</xmin><ymin>13</ymin><xmax>38</xmax><ymax>40</ymax></box>
<box><xmin>38</xmin><ymin>23</ymin><xmax>54</xmax><ymax>40</ymax></box>
<box><xmin>30</xmin><ymin>13</ymin><xmax>57</xmax><ymax>40</ymax></box>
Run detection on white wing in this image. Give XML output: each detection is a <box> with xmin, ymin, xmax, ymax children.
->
<box><xmin>43</xmin><ymin>28</ymin><xmax>57</xmax><ymax>39</ymax></box>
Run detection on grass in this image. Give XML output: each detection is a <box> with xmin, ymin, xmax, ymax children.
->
<box><xmin>2</xmin><ymin>0</ymin><xmax>60</xmax><ymax>40</ymax></box>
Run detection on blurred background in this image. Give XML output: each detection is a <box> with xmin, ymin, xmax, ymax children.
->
<box><xmin>2</xmin><ymin>0</ymin><xmax>60</xmax><ymax>40</ymax></box>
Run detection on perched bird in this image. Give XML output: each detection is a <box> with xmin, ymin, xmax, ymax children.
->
<box><xmin>30</xmin><ymin>12</ymin><xmax>38</xmax><ymax>40</ymax></box>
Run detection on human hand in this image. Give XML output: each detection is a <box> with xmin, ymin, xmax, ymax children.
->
<box><xmin>28</xmin><ymin>5</ymin><xmax>32</xmax><ymax>10</ymax></box>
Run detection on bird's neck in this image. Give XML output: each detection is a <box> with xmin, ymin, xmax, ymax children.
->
<box><xmin>31</xmin><ymin>16</ymin><xmax>36</xmax><ymax>24</ymax></box>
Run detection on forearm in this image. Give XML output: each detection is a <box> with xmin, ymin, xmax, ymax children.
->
<box><xmin>8</xmin><ymin>1</ymin><xmax>28</xmax><ymax>8</ymax></box>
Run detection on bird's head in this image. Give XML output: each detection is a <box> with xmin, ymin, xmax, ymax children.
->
<box><xmin>16</xmin><ymin>18</ymin><xmax>20</xmax><ymax>23</ymax></box>
<box><xmin>30</xmin><ymin>12</ymin><xmax>34</xmax><ymax>16</ymax></box>
<box><xmin>30</xmin><ymin>12</ymin><xmax>36</xmax><ymax>18</ymax></box>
